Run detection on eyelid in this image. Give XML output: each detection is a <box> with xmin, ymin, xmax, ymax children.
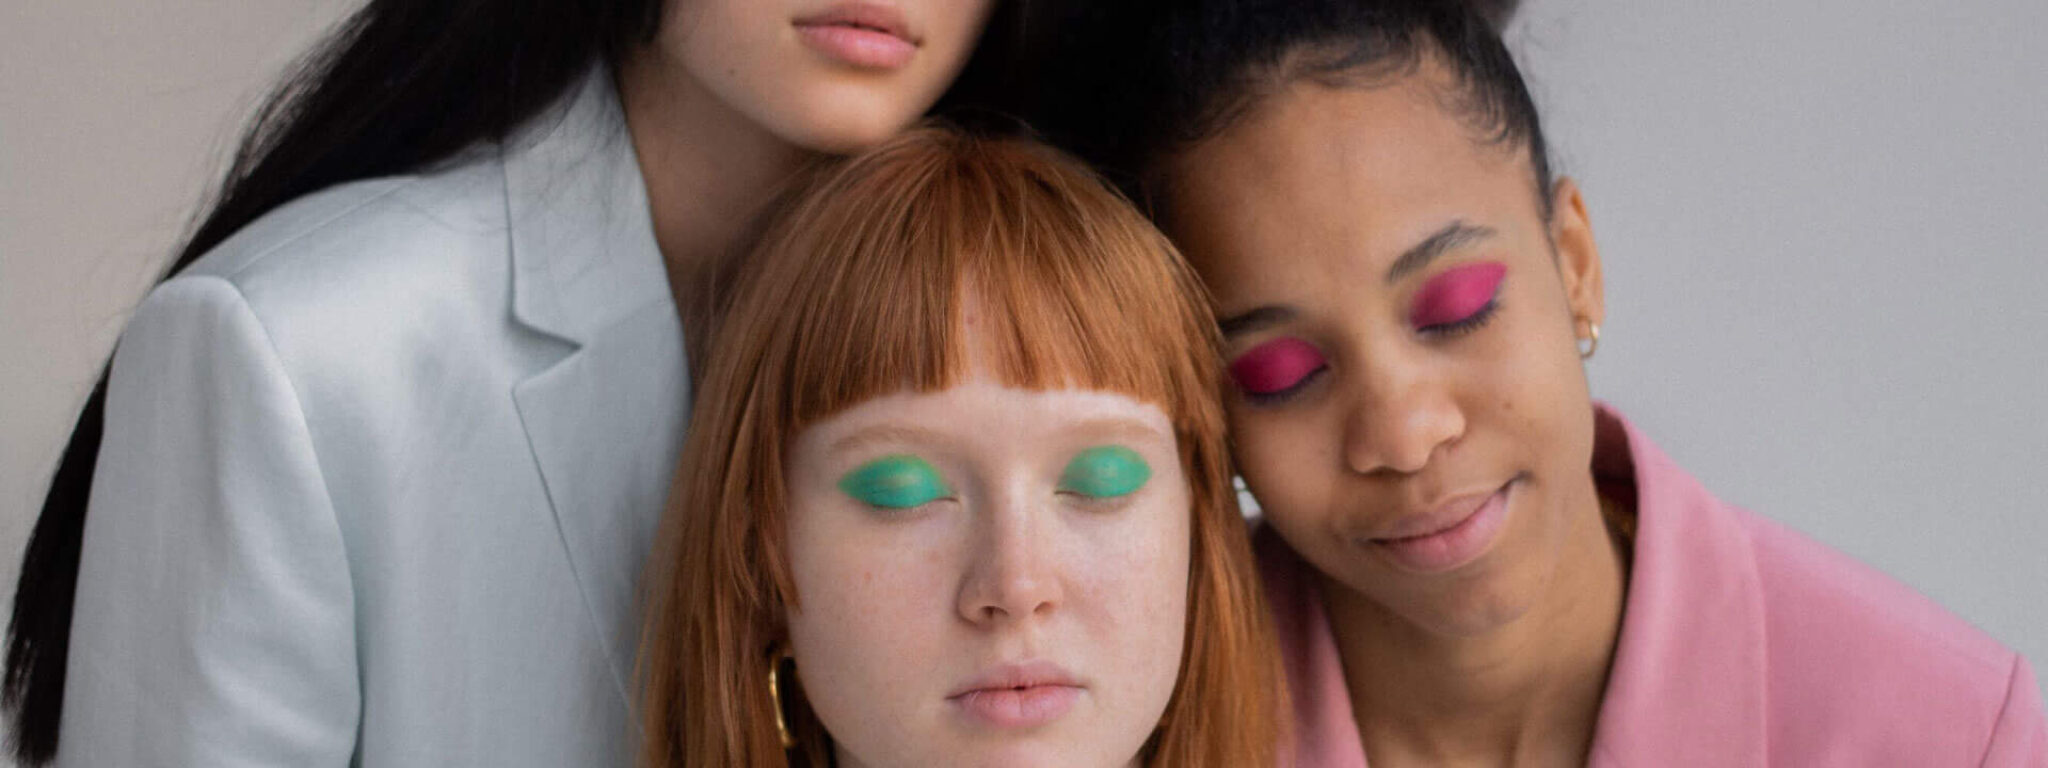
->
<box><xmin>1420</xmin><ymin>299</ymin><xmax>1500</xmax><ymax>338</ymax></box>
<box><xmin>1228</xmin><ymin>337</ymin><xmax>1327</xmax><ymax>397</ymax></box>
<box><xmin>838</xmin><ymin>454</ymin><xmax>952</xmax><ymax>509</ymax></box>
<box><xmin>1409</xmin><ymin>261</ymin><xmax>1508</xmax><ymax>330</ymax></box>
<box><xmin>1057</xmin><ymin>445</ymin><xmax>1152</xmax><ymax>499</ymax></box>
<box><xmin>1240</xmin><ymin>366</ymin><xmax>1325</xmax><ymax>407</ymax></box>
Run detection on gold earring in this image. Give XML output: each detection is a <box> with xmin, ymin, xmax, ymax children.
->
<box><xmin>1578</xmin><ymin>320</ymin><xmax>1601</xmax><ymax>360</ymax></box>
<box><xmin>767</xmin><ymin>646</ymin><xmax>795</xmax><ymax>750</ymax></box>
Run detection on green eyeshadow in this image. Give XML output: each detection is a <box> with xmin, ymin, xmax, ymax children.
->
<box><xmin>838</xmin><ymin>455</ymin><xmax>951</xmax><ymax>509</ymax></box>
<box><xmin>1058</xmin><ymin>445</ymin><xmax>1152</xmax><ymax>499</ymax></box>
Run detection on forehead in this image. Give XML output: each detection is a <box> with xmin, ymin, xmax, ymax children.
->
<box><xmin>1162</xmin><ymin>72</ymin><xmax>1538</xmax><ymax>290</ymax></box>
<box><xmin>818</xmin><ymin>364</ymin><xmax>1172</xmax><ymax>433</ymax></box>
<box><xmin>794</xmin><ymin>371</ymin><xmax>1177</xmax><ymax>463</ymax></box>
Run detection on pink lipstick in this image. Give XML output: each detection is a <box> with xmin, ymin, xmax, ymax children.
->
<box><xmin>793</xmin><ymin>3</ymin><xmax>918</xmax><ymax>69</ymax></box>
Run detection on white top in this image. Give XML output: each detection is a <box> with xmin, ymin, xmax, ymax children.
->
<box><xmin>59</xmin><ymin>65</ymin><xmax>687</xmax><ymax>767</ymax></box>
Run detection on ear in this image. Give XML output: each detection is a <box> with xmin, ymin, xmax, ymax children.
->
<box><xmin>1548</xmin><ymin>177</ymin><xmax>1604</xmax><ymax>330</ymax></box>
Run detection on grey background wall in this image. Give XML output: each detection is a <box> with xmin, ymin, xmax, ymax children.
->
<box><xmin>3</xmin><ymin>0</ymin><xmax>357</xmax><ymax>676</ymax></box>
<box><xmin>1</xmin><ymin>0</ymin><xmax>2042</xmax><ymax>751</ymax></box>
<box><xmin>1509</xmin><ymin>0</ymin><xmax>2048</xmax><ymax>696</ymax></box>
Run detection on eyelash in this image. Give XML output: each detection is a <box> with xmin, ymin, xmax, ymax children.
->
<box><xmin>1236</xmin><ymin>300</ymin><xmax>1502</xmax><ymax>408</ymax></box>
<box><xmin>1053</xmin><ymin>489</ymin><xmax>1138</xmax><ymax>514</ymax></box>
<box><xmin>1241</xmin><ymin>366</ymin><xmax>1325</xmax><ymax>407</ymax></box>
<box><xmin>1418</xmin><ymin>298</ymin><xmax>1502</xmax><ymax>338</ymax></box>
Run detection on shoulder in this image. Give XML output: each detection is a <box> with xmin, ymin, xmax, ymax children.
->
<box><xmin>1598</xmin><ymin>405</ymin><xmax>2041</xmax><ymax>762</ymax></box>
<box><xmin>177</xmin><ymin>146</ymin><xmax>512</xmax><ymax>317</ymax></box>
<box><xmin>123</xmin><ymin>146</ymin><xmax>546</xmax><ymax>417</ymax></box>
<box><xmin>142</xmin><ymin>146</ymin><xmax>531</xmax><ymax>361</ymax></box>
<box><xmin>1734</xmin><ymin>506</ymin><xmax>2037</xmax><ymax>761</ymax></box>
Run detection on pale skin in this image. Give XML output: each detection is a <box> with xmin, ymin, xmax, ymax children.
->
<box><xmin>1163</xmin><ymin>62</ymin><xmax>1624</xmax><ymax>766</ymax></box>
<box><xmin>614</xmin><ymin>0</ymin><xmax>994</xmax><ymax>309</ymax></box>
<box><xmin>780</xmin><ymin>358</ymin><xmax>1190</xmax><ymax>768</ymax></box>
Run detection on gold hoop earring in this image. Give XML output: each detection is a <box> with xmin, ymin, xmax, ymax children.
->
<box><xmin>1578</xmin><ymin>320</ymin><xmax>1600</xmax><ymax>360</ymax></box>
<box><xmin>767</xmin><ymin>646</ymin><xmax>795</xmax><ymax>750</ymax></box>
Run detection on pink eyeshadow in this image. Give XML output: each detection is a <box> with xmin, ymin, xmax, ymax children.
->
<box><xmin>1229</xmin><ymin>337</ymin><xmax>1325</xmax><ymax>395</ymax></box>
<box><xmin>1409</xmin><ymin>261</ymin><xmax>1507</xmax><ymax>328</ymax></box>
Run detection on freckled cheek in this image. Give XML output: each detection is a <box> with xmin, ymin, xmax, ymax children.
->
<box><xmin>784</xmin><ymin>512</ymin><xmax>951</xmax><ymax>690</ymax></box>
<box><xmin>1069</xmin><ymin>495</ymin><xmax>1193</xmax><ymax>662</ymax></box>
<box><xmin>785</xmin><ymin>545</ymin><xmax>955</xmax><ymax>747</ymax></box>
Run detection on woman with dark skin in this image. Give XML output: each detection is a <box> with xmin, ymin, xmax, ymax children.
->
<box><xmin>6</xmin><ymin>0</ymin><xmax>1040</xmax><ymax>764</ymax></box>
<box><xmin>1030</xmin><ymin>1</ymin><xmax>2048</xmax><ymax>764</ymax></box>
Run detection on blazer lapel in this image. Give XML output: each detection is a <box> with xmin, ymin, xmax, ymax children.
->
<box><xmin>502</xmin><ymin>64</ymin><xmax>689</xmax><ymax>705</ymax></box>
<box><xmin>1587</xmin><ymin>406</ymin><xmax>1769</xmax><ymax>766</ymax></box>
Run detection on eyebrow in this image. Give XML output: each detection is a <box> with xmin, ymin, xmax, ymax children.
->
<box><xmin>1216</xmin><ymin>306</ymin><xmax>1297</xmax><ymax>339</ymax></box>
<box><xmin>830</xmin><ymin>424</ymin><xmax>949</xmax><ymax>456</ymax></box>
<box><xmin>1385</xmin><ymin>221</ymin><xmax>1496</xmax><ymax>284</ymax></box>
<box><xmin>1215</xmin><ymin>221</ymin><xmax>1497</xmax><ymax>341</ymax></box>
<box><xmin>826</xmin><ymin>415</ymin><xmax>1169</xmax><ymax>456</ymax></box>
<box><xmin>1063</xmin><ymin>415</ymin><xmax>1174</xmax><ymax>447</ymax></box>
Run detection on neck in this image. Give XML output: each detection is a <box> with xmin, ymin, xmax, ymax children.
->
<box><xmin>1323</xmin><ymin>481</ymin><xmax>1628</xmax><ymax>766</ymax></box>
<box><xmin>614</xmin><ymin>49</ymin><xmax>812</xmax><ymax>332</ymax></box>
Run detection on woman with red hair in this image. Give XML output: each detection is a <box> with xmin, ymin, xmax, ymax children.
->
<box><xmin>639</xmin><ymin>125</ymin><xmax>1283</xmax><ymax>767</ymax></box>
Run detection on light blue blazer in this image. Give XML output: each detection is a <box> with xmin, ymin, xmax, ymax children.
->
<box><xmin>58</xmin><ymin>66</ymin><xmax>687</xmax><ymax>766</ymax></box>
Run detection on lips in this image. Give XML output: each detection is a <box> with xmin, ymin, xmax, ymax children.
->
<box><xmin>793</xmin><ymin>3</ymin><xmax>919</xmax><ymax>69</ymax></box>
<box><xmin>1364</xmin><ymin>481</ymin><xmax>1515</xmax><ymax>574</ymax></box>
<box><xmin>947</xmin><ymin>661</ymin><xmax>1083</xmax><ymax>729</ymax></box>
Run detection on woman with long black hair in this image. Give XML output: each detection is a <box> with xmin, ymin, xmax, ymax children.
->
<box><xmin>5</xmin><ymin>1</ymin><xmax>1031</xmax><ymax>764</ymax></box>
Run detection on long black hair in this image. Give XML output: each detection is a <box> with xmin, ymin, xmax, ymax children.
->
<box><xmin>3</xmin><ymin>0</ymin><xmax>1038</xmax><ymax>762</ymax></box>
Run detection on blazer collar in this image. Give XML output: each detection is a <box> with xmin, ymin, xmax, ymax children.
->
<box><xmin>504</xmin><ymin>63</ymin><xmax>671</xmax><ymax>345</ymax></box>
<box><xmin>501</xmin><ymin>64</ymin><xmax>689</xmax><ymax>709</ymax></box>
<box><xmin>1587</xmin><ymin>404</ymin><xmax>1770</xmax><ymax>765</ymax></box>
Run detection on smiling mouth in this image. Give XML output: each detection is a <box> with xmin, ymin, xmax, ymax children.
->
<box><xmin>1365</xmin><ymin>481</ymin><xmax>1516</xmax><ymax>574</ymax></box>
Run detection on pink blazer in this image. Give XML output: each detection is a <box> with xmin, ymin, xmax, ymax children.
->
<box><xmin>1260</xmin><ymin>405</ymin><xmax>2047</xmax><ymax>766</ymax></box>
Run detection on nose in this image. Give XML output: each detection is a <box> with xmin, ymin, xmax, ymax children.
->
<box><xmin>956</xmin><ymin>490</ymin><xmax>1062</xmax><ymax>626</ymax></box>
<box><xmin>1341</xmin><ymin>352</ymin><xmax>1465</xmax><ymax>476</ymax></box>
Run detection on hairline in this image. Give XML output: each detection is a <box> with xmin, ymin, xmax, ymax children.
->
<box><xmin>1149</xmin><ymin>36</ymin><xmax>1555</xmax><ymax>225</ymax></box>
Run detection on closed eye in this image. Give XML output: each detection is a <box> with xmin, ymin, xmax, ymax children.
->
<box><xmin>1418</xmin><ymin>298</ymin><xmax>1501</xmax><ymax>338</ymax></box>
<box><xmin>838</xmin><ymin>454</ymin><xmax>954</xmax><ymax>510</ymax></box>
<box><xmin>1409</xmin><ymin>261</ymin><xmax>1507</xmax><ymax>335</ymax></box>
<box><xmin>1240</xmin><ymin>365</ymin><xmax>1325</xmax><ymax>406</ymax></box>
<box><xmin>1229</xmin><ymin>337</ymin><xmax>1326</xmax><ymax>405</ymax></box>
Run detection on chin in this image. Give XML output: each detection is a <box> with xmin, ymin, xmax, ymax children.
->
<box><xmin>905</xmin><ymin>742</ymin><xmax>1086</xmax><ymax>768</ymax></box>
<box><xmin>1429</xmin><ymin>581</ymin><xmax>1542</xmax><ymax>636</ymax></box>
<box><xmin>771</xmin><ymin>85</ymin><xmax>938</xmax><ymax>153</ymax></box>
<box><xmin>1380</xmin><ymin>555</ymin><xmax>1546</xmax><ymax>638</ymax></box>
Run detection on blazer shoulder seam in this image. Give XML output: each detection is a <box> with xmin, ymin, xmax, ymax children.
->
<box><xmin>149</xmin><ymin>275</ymin><xmax>348</xmax><ymax>530</ymax></box>
<box><xmin>212</xmin><ymin>169</ymin><xmax>500</xmax><ymax>286</ymax></box>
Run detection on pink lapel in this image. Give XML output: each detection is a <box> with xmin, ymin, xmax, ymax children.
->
<box><xmin>1585</xmin><ymin>405</ymin><xmax>1770</xmax><ymax>765</ymax></box>
<box><xmin>1258</xmin><ymin>527</ymin><xmax>1371</xmax><ymax>768</ymax></box>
